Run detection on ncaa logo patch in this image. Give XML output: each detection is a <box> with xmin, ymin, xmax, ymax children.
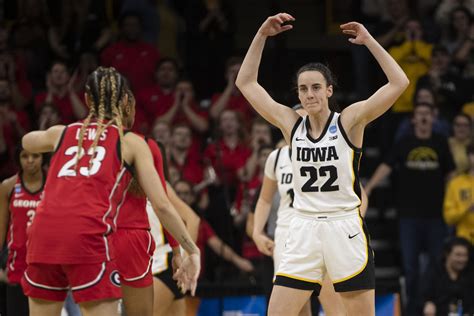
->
<box><xmin>14</xmin><ymin>184</ymin><xmax>21</xmax><ymax>194</ymax></box>
<box><xmin>329</xmin><ymin>125</ymin><xmax>337</xmax><ymax>134</ymax></box>
<box><xmin>110</xmin><ymin>270</ymin><xmax>121</xmax><ymax>287</ymax></box>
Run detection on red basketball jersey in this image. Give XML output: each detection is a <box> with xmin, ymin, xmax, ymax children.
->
<box><xmin>116</xmin><ymin>137</ymin><xmax>167</xmax><ymax>230</ymax></box>
<box><xmin>6</xmin><ymin>174</ymin><xmax>43</xmax><ymax>283</ymax></box>
<box><xmin>27</xmin><ymin>122</ymin><xmax>132</xmax><ymax>264</ymax></box>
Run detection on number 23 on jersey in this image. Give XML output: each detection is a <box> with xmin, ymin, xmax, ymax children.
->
<box><xmin>58</xmin><ymin>146</ymin><xmax>106</xmax><ymax>177</ymax></box>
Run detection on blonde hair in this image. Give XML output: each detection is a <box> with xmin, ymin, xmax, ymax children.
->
<box><xmin>75</xmin><ymin>67</ymin><xmax>127</xmax><ymax>172</ymax></box>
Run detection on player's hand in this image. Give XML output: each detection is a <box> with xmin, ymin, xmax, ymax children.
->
<box><xmin>258</xmin><ymin>13</ymin><xmax>295</xmax><ymax>37</ymax></box>
<box><xmin>171</xmin><ymin>250</ymin><xmax>183</xmax><ymax>275</ymax></box>
<box><xmin>340</xmin><ymin>22</ymin><xmax>373</xmax><ymax>46</ymax></box>
<box><xmin>253</xmin><ymin>232</ymin><xmax>274</xmax><ymax>256</ymax></box>
<box><xmin>173</xmin><ymin>253</ymin><xmax>200</xmax><ymax>296</ymax></box>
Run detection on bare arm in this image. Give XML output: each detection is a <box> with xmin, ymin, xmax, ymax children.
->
<box><xmin>359</xmin><ymin>185</ymin><xmax>368</xmax><ymax>217</ymax></box>
<box><xmin>210</xmin><ymin>71</ymin><xmax>237</xmax><ymax>119</ymax></box>
<box><xmin>22</xmin><ymin>125</ymin><xmax>65</xmax><ymax>153</ymax></box>
<box><xmin>182</xmin><ymin>102</ymin><xmax>209</xmax><ymax>133</ymax></box>
<box><xmin>207</xmin><ymin>235</ymin><xmax>254</xmax><ymax>272</ymax></box>
<box><xmin>252</xmin><ymin>175</ymin><xmax>277</xmax><ymax>256</ymax></box>
<box><xmin>340</xmin><ymin>22</ymin><xmax>409</xmax><ymax>140</ymax></box>
<box><xmin>126</xmin><ymin>134</ymin><xmax>199</xmax><ymax>255</ymax></box>
<box><xmin>364</xmin><ymin>163</ymin><xmax>392</xmax><ymax>196</ymax></box>
<box><xmin>166</xmin><ymin>182</ymin><xmax>201</xmax><ymax>242</ymax></box>
<box><xmin>69</xmin><ymin>91</ymin><xmax>87</xmax><ymax>119</ymax></box>
<box><xmin>0</xmin><ymin>176</ymin><xmax>15</xmax><ymax>248</ymax></box>
<box><xmin>125</xmin><ymin>133</ymin><xmax>200</xmax><ymax>294</ymax></box>
<box><xmin>236</xmin><ymin>13</ymin><xmax>299</xmax><ymax>142</ymax></box>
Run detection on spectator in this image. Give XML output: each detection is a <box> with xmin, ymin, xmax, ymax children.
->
<box><xmin>0</xmin><ymin>26</ymin><xmax>32</xmax><ymax>110</ymax></box>
<box><xmin>183</xmin><ymin>0</ymin><xmax>236</xmax><ymax>98</ymax></box>
<box><xmin>173</xmin><ymin>179</ymin><xmax>254</xmax><ymax>279</ymax></box>
<box><xmin>0</xmin><ymin>79</ymin><xmax>30</xmax><ymax>179</ymax></box>
<box><xmin>394</xmin><ymin>88</ymin><xmax>451</xmax><ymax>141</ymax></box>
<box><xmin>37</xmin><ymin>102</ymin><xmax>62</xmax><ymax>130</ymax></box>
<box><xmin>210</xmin><ymin>56</ymin><xmax>255</xmax><ymax>123</ymax></box>
<box><xmin>70</xmin><ymin>52</ymin><xmax>99</xmax><ymax>92</ymax></box>
<box><xmin>422</xmin><ymin>237</ymin><xmax>474</xmax><ymax>315</ymax></box>
<box><xmin>442</xmin><ymin>6</ymin><xmax>474</xmax><ymax>78</ymax></box>
<box><xmin>100</xmin><ymin>11</ymin><xmax>161</xmax><ymax>91</ymax></box>
<box><xmin>449</xmin><ymin>113</ymin><xmax>473</xmax><ymax>174</ymax></box>
<box><xmin>120</xmin><ymin>0</ymin><xmax>160</xmax><ymax>44</ymax></box>
<box><xmin>365</xmin><ymin>102</ymin><xmax>455</xmax><ymax>315</ymax></box>
<box><xmin>238</xmin><ymin>118</ymin><xmax>273</xmax><ymax>182</ymax></box>
<box><xmin>444</xmin><ymin>144</ymin><xmax>474</xmax><ymax>244</ymax></box>
<box><xmin>34</xmin><ymin>61</ymin><xmax>86</xmax><ymax>124</ymax></box>
<box><xmin>157</xmin><ymin>78</ymin><xmax>209</xmax><ymax>146</ymax></box>
<box><xmin>435</xmin><ymin>0</ymin><xmax>474</xmax><ymax>27</ymax></box>
<box><xmin>417</xmin><ymin>45</ymin><xmax>467</xmax><ymax>121</ymax></box>
<box><xmin>137</xmin><ymin>58</ymin><xmax>180</xmax><ymax>132</ymax></box>
<box><xmin>388</xmin><ymin>17</ymin><xmax>432</xmax><ymax>114</ymax></box>
<box><xmin>14</xmin><ymin>0</ymin><xmax>51</xmax><ymax>91</ymax></box>
<box><xmin>204</xmin><ymin>109</ymin><xmax>251</xmax><ymax>248</ymax></box>
<box><xmin>48</xmin><ymin>0</ymin><xmax>112</xmax><ymax>61</ymax></box>
<box><xmin>235</xmin><ymin>145</ymin><xmax>273</xmax><ymax>260</ymax></box>
<box><xmin>169</xmin><ymin>124</ymin><xmax>204</xmax><ymax>184</ymax></box>
<box><xmin>374</xmin><ymin>0</ymin><xmax>410</xmax><ymax>49</ymax></box>
<box><xmin>151</xmin><ymin>120</ymin><xmax>171</xmax><ymax>160</ymax></box>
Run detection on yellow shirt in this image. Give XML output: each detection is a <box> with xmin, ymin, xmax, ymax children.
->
<box><xmin>389</xmin><ymin>40</ymin><xmax>433</xmax><ymax>113</ymax></box>
<box><xmin>443</xmin><ymin>173</ymin><xmax>474</xmax><ymax>244</ymax></box>
<box><xmin>448</xmin><ymin>137</ymin><xmax>470</xmax><ymax>174</ymax></box>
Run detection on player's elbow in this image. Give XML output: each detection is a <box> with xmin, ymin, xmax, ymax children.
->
<box><xmin>396</xmin><ymin>75</ymin><xmax>410</xmax><ymax>91</ymax></box>
<box><xmin>22</xmin><ymin>134</ymin><xmax>35</xmax><ymax>153</ymax></box>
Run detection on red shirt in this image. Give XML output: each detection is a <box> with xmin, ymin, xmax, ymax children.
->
<box><xmin>137</xmin><ymin>85</ymin><xmax>174</xmax><ymax>121</ymax></box>
<box><xmin>13</xmin><ymin>54</ymin><xmax>33</xmax><ymax>102</ymax></box>
<box><xmin>27</xmin><ymin>122</ymin><xmax>132</xmax><ymax>264</ymax></box>
<box><xmin>6</xmin><ymin>174</ymin><xmax>44</xmax><ymax>283</ymax></box>
<box><xmin>169</xmin><ymin>152</ymin><xmax>204</xmax><ymax>185</ymax></box>
<box><xmin>211</xmin><ymin>93</ymin><xmax>256</xmax><ymax>122</ymax></box>
<box><xmin>34</xmin><ymin>92</ymin><xmax>86</xmax><ymax>125</ymax></box>
<box><xmin>101</xmin><ymin>40</ymin><xmax>160</xmax><ymax>91</ymax></box>
<box><xmin>204</xmin><ymin>139</ymin><xmax>252</xmax><ymax>185</ymax></box>
<box><xmin>196</xmin><ymin>219</ymin><xmax>216</xmax><ymax>275</ymax></box>
<box><xmin>235</xmin><ymin>172</ymin><xmax>263</xmax><ymax>260</ymax></box>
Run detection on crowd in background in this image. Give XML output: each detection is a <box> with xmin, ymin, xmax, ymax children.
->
<box><xmin>0</xmin><ymin>0</ymin><xmax>473</xmax><ymax>315</ymax></box>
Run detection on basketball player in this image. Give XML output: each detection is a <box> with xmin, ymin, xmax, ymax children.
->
<box><xmin>149</xmin><ymin>141</ymin><xmax>200</xmax><ymax>316</ymax></box>
<box><xmin>236</xmin><ymin>13</ymin><xmax>408</xmax><ymax>315</ymax></box>
<box><xmin>252</xmin><ymin>141</ymin><xmax>368</xmax><ymax>316</ymax></box>
<box><xmin>20</xmin><ymin>67</ymin><xmax>200</xmax><ymax>316</ymax></box>
<box><xmin>112</xmin><ymin>88</ymin><xmax>198</xmax><ymax>316</ymax></box>
<box><xmin>0</xmin><ymin>148</ymin><xmax>45</xmax><ymax>316</ymax></box>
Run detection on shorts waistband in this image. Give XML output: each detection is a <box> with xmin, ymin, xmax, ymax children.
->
<box><xmin>295</xmin><ymin>209</ymin><xmax>360</xmax><ymax>221</ymax></box>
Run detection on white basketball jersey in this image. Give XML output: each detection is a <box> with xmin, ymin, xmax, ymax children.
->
<box><xmin>290</xmin><ymin>112</ymin><xmax>362</xmax><ymax>213</ymax></box>
<box><xmin>264</xmin><ymin>146</ymin><xmax>295</xmax><ymax>228</ymax></box>
<box><xmin>146</xmin><ymin>201</ymin><xmax>172</xmax><ymax>274</ymax></box>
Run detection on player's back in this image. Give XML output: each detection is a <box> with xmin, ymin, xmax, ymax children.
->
<box><xmin>27</xmin><ymin>122</ymin><xmax>132</xmax><ymax>265</ymax></box>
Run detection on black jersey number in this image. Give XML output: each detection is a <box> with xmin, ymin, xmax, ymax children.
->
<box><xmin>286</xmin><ymin>188</ymin><xmax>295</xmax><ymax>208</ymax></box>
<box><xmin>300</xmin><ymin>166</ymin><xmax>339</xmax><ymax>192</ymax></box>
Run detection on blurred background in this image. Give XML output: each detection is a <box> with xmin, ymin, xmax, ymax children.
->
<box><xmin>0</xmin><ymin>0</ymin><xmax>473</xmax><ymax>315</ymax></box>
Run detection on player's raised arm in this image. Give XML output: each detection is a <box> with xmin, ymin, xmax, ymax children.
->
<box><xmin>236</xmin><ymin>13</ymin><xmax>299</xmax><ymax>142</ymax></box>
<box><xmin>340</xmin><ymin>22</ymin><xmax>409</xmax><ymax>129</ymax></box>
<box><xmin>22</xmin><ymin>125</ymin><xmax>65</xmax><ymax>153</ymax></box>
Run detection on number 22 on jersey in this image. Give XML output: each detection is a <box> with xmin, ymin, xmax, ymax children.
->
<box><xmin>58</xmin><ymin>146</ymin><xmax>106</xmax><ymax>177</ymax></box>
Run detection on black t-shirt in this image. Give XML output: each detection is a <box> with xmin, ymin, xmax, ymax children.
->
<box><xmin>384</xmin><ymin>133</ymin><xmax>455</xmax><ymax>218</ymax></box>
<box><xmin>422</xmin><ymin>263</ymin><xmax>474</xmax><ymax>315</ymax></box>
